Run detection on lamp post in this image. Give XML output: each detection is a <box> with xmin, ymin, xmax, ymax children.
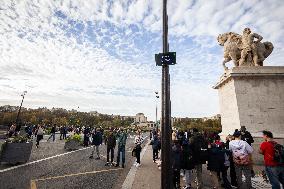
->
<box><xmin>15</xmin><ymin>91</ymin><xmax>27</xmax><ymax>132</ymax></box>
<box><xmin>154</xmin><ymin>0</ymin><xmax>175</xmax><ymax>188</ymax></box>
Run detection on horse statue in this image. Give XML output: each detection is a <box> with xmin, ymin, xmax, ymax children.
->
<box><xmin>217</xmin><ymin>30</ymin><xmax>274</xmax><ymax>71</ymax></box>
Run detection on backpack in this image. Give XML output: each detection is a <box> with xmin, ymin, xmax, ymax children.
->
<box><xmin>273</xmin><ymin>143</ymin><xmax>284</xmax><ymax>164</ymax></box>
<box><xmin>232</xmin><ymin>148</ymin><xmax>250</xmax><ymax>165</ymax></box>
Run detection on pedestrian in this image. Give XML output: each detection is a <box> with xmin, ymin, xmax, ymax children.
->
<box><xmin>225</xmin><ymin>135</ymin><xmax>238</xmax><ymax>187</ymax></box>
<box><xmin>90</xmin><ymin>128</ymin><xmax>102</xmax><ymax>159</ymax></box>
<box><xmin>190</xmin><ymin>128</ymin><xmax>208</xmax><ymax>189</ymax></box>
<box><xmin>172</xmin><ymin>139</ymin><xmax>182</xmax><ymax>189</ymax></box>
<box><xmin>181</xmin><ymin>137</ymin><xmax>194</xmax><ymax>189</ymax></box>
<box><xmin>259</xmin><ymin>130</ymin><xmax>284</xmax><ymax>189</ymax></box>
<box><xmin>47</xmin><ymin>124</ymin><xmax>56</xmax><ymax>142</ymax></box>
<box><xmin>63</xmin><ymin>126</ymin><xmax>67</xmax><ymax>139</ymax></box>
<box><xmin>36</xmin><ymin>125</ymin><xmax>44</xmax><ymax>148</ymax></box>
<box><xmin>208</xmin><ymin>135</ymin><xmax>232</xmax><ymax>189</ymax></box>
<box><xmin>134</xmin><ymin>131</ymin><xmax>143</xmax><ymax>167</ymax></box>
<box><xmin>59</xmin><ymin>126</ymin><xmax>64</xmax><ymax>140</ymax></box>
<box><xmin>115</xmin><ymin>128</ymin><xmax>127</xmax><ymax>168</ymax></box>
<box><xmin>151</xmin><ymin>134</ymin><xmax>160</xmax><ymax>162</ymax></box>
<box><xmin>83</xmin><ymin>127</ymin><xmax>90</xmax><ymax>147</ymax></box>
<box><xmin>105</xmin><ymin>128</ymin><xmax>116</xmax><ymax>166</ymax></box>
<box><xmin>229</xmin><ymin>131</ymin><xmax>253</xmax><ymax>189</ymax></box>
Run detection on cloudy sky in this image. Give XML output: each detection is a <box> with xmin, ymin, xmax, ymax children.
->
<box><xmin>0</xmin><ymin>0</ymin><xmax>284</xmax><ymax>120</ymax></box>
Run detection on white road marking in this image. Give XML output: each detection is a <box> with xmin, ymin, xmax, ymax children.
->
<box><xmin>0</xmin><ymin>146</ymin><xmax>92</xmax><ymax>173</ymax></box>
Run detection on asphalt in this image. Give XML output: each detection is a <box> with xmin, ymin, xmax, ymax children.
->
<box><xmin>0</xmin><ymin>134</ymin><xmax>140</xmax><ymax>189</ymax></box>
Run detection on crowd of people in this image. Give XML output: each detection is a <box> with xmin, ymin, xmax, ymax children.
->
<box><xmin>6</xmin><ymin>123</ymin><xmax>284</xmax><ymax>189</ymax></box>
<box><xmin>147</xmin><ymin>126</ymin><xmax>283</xmax><ymax>189</ymax></box>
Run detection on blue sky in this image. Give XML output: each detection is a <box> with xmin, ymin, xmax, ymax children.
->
<box><xmin>0</xmin><ymin>0</ymin><xmax>284</xmax><ymax>120</ymax></box>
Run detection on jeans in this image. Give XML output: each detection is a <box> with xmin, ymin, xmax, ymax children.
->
<box><xmin>265</xmin><ymin>166</ymin><xmax>284</xmax><ymax>189</ymax></box>
<box><xmin>107</xmin><ymin>147</ymin><xmax>114</xmax><ymax>163</ymax></box>
<box><xmin>235</xmin><ymin>164</ymin><xmax>252</xmax><ymax>189</ymax></box>
<box><xmin>195</xmin><ymin>164</ymin><xmax>203</xmax><ymax>188</ymax></box>
<box><xmin>184</xmin><ymin>169</ymin><xmax>192</xmax><ymax>187</ymax></box>
<box><xmin>116</xmin><ymin>145</ymin><xmax>125</xmax><ymax>165</ymax></box>
<box><xmin>91</xmin><ymin>145</ymin><xmax>100</xmax><ymax>158</ymax></box>
<box><xmin>47</xmin><ymin>133</ymin><xmax>55</xmax><ymax>141</ymax></box>
<box><xmin>153</xmin><ymin>149</ymin><xmax>159</xmax><ymax>161</ymax></box>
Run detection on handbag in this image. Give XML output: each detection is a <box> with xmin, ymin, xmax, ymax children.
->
<box><xmin>132</xmin><ymin>147</ymin><xmax>136</xmax><ymax>157</ymax></box>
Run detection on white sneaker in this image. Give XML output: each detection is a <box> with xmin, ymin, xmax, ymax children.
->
<box><xmin>136</xmin><ymin>163</ymin><xmax>140</xmax><ymax>167</ymax></box>
<box><xmin>133</xmin><ymin>162</ymin><xmax>137</xmax><ymax>166</ymax></box>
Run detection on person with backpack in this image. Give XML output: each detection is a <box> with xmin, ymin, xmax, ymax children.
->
<box><xmin>229</xmin><ymin>131</ymin><xmax>253</xmax><ymax>189</ymax></box>
<box><xmin>259</xmin><ymin>130</ymin><xmax>284</xmax><ymax>189</ymax></box>
<box><xmin>190</xmin><ymin>128</ymin><xmax>208</xmax><ymax>189</ymax></box>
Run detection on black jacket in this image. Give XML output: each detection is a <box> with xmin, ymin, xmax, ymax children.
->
<box><xmin>172</xmin><ymin>143</ymin><xmax>182</xmax><ymax>170</ymax></box>
<box><xmin>181</xmin><ymin>142</ymin><xmax>195</xmax><ymax>170</ymax></box>
<box><xmin>106</xmin><ymin>133</ymin><xmax>116</xmax><ymax>148</ymax></box>
<box><xmin>207</xmin><ymin>146</ymin><xmax>226</xmax><ymax>172</ymax></box>
<box><xmin>190</xmin><ymin>133</ymin><xmax>208</xmax><ymax>165</ymax></box>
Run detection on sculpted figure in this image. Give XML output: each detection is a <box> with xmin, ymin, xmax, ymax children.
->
<box><xmin>239</xmin><ymin>28</ymin><xmax>263</xmax><ymax>66</ymax></box>
<box><xmin>217</xmin><ymin>28</ymin><xmax>274</xmax><ymax>71</ymax></box>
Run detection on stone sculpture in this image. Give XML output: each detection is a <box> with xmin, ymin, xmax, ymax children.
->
<box><xmin>217</xmin><ymin>28</ymin><xmax>274</xmax><ymax>71</ymax></box>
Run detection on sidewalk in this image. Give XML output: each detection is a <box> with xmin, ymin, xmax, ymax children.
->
<box><xmin>131</xmin><ymin>142</ymin><xmax>272</xmax><ymax>189</ymax></box>
<box><xmin>131</xmin><ymin>141</ymin><xmax>160</xmax><ymax>189</ymax></box>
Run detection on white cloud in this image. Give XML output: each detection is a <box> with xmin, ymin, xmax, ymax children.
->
<box><xmin>0</xmin><ymin>0</ymin><xmax>284</xmax><ymax>120</ymax></box>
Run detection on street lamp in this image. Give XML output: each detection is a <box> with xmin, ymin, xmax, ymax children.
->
<box><xmin>15</xmin><ymin>91</ymin><xmax>27</xmax><ymax>132</ymax></box>
<box><xmin>154</xmin><ymin>0</ymin><xmax>175</xmax><ymax>188</ymax></box>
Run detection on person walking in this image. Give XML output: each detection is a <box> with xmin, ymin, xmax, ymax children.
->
<box><xmin>59</xmin><ymin>126</ymin><xmax>64</xmax><ymax>140</ymax></box>
<box><xmin>36</xmin><ymin>125</ymin><xmax>44</xmax><ymax>148</ymax></box>
<box><xmin>229</xmin><ymin>131</ymin><xmax>253</xmax><ymax>189</ymax></box>
<box><xmin>47</xmin><ymin>124</ymin><xmax>56</xmax><ymax>142</ymax></box>
<box><xmin>90</xmin><ymin>128</ymin><xmax>103</xmax><ymax>160</ymax></box>
<box><xmin>259</xmin><ymin>130</ymin><xmax>284</xmax><ymax>189</ymax></box>
<box><xmin>105</xmin><ymin>128</ymin><xmax>116</xmax><ymax>166</ymax></box>
<box><xmin>181</xmin><ymin>138</ymin><xmax>194</xmax><ymax>189</ymax></box>
<box><xmin>134</xmin><ymin>131</ymin><xmax>143</xmax><ymax>167</ymax></box>
<box><xmin>115</xmin><ymin>128</ymin><xmax>127</xmax><ymax>168</ymax></box>
<box><xmin>190</xmin><ymin>128</ymin><xmax>208</xmax><ymax>189</ymax></box>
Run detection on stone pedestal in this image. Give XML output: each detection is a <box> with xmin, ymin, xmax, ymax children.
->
<box><xmin>213</xmin><ymin>66</ymin><xmax>284</xmax><ymax>139</ymax></box>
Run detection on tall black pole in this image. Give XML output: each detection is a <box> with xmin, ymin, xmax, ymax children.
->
<box><xmin>161</xmin><ymin>0</ymin><xmax>172</xmax><ymax>188</ymax></box>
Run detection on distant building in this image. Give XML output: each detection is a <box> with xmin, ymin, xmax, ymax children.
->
<box><xmin>202</xmin><ymin>114</ymin><xmax>221</xmax><ymax>121</ymax></box>
<box><xmin>135</xmin><ymin>113</ymin><xmax>147</xmax><ymax>123</ymax></box>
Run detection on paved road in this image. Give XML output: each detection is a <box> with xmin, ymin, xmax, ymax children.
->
<box><xmin>0</xmin><ymin>134</ymin><xmax>142</xmax><ymax>189</ymax></box>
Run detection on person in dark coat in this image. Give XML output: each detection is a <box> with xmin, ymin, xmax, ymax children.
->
<box><xmin>208</xmin><ymin>136</ymin><xmax>232</xmax><ymax>189</ymax></box>
<box><xmin>190</xmin><ymin>128</ymin><xmax>208</xmax><ymax>188</ymax></box>
<box><xmin>105</xmin><ymin>129</ymin><xmax>116</xmax><ymax>166</ymax></box>
<box><xmin>172</xmin><ymin>140</ymin><xmax>182</xmax><ymax>189</ymax></box>
<box><xmin>151</xmin><ymin>134</ymin><xmax>161</xmax><ymax>162</ymax></box>
<box><xmin>181</xmin><ymin>138</ymin><xmax>194</xmax><ymax>189</ymax></box>
<box><xmin>47</xmin><ymin>124</ymin><xmax>56</xmax><ymax>142</ymax></box>
<box><xmin>83</xmin><ymin>127</ymin><xmax>90</xmax><ymax>147</ymax></box>
<box><xmin>90</xmin><ymin>128</ymin><xmax>103</xmax><ymax>159</ymax></box>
